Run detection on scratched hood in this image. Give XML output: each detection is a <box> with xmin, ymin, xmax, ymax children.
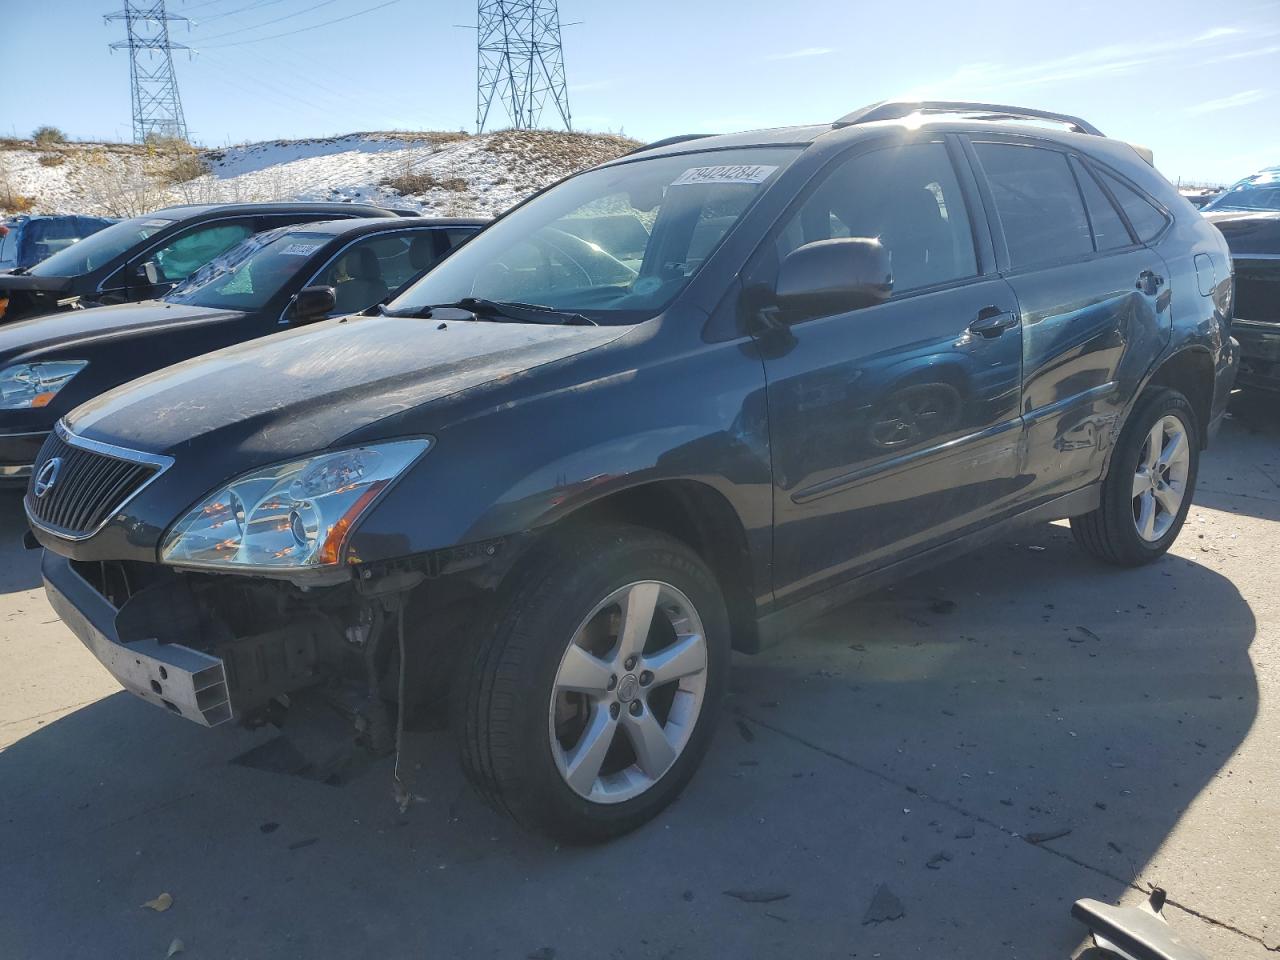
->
<box><xmin>66</xmin><ymin>313</ymin><xmax>627</xmax><ymax>461</ymax></box>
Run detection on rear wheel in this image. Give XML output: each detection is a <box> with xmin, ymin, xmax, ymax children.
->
<box><xmin>451</xmin><ymin>524</ymin><xmax>729</xmax><ymax>841</ymax></box>
<box><xmin>1071</xmin><ymin>388</ymin><xmax>1199</xmax><ymax>566</ymax></box>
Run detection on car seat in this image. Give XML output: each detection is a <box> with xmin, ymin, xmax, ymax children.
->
<box><xmin>334</xmin><ymin>246</ymin><xmax>389</xmax><ymax>313</ymax></box>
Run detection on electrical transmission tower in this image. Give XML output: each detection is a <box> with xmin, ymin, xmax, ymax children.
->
<box><xmin>476</xmin><ymin>1</ymin><xmax>572</xmax><ymax>133</ymax></box>
<box><xmin>105</xmin><ymin>1</ymin><xmax>190</xmax><ymax>143</ymax></box>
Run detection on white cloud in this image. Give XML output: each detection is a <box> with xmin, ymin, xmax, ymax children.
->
<box><xmin>1186</xmin><ymin>89</ymin><xmax>1271</xmax><ymax>115</ymax></box>
<box><xmin>926</xmin><ymin>26</ymin><xmax>1259</xmax><ymax>95</ymax></box>
<box><xmin>763</xmin><ymin>47</ymin><xmax>835</xmax><ymax>61</ymax></box>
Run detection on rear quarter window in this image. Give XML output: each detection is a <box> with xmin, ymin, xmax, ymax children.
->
<box><xmin>973</xmin><ymin>141</ymin><xmax>1094</xmax><ymax>269</ymax></box>
<box><xmin>1097</xmin><ymin>169</ymin><xmax>1170</xmax><ymax>242</ymax></box>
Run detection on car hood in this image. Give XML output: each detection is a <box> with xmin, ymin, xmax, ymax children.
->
<box><xmin>0</xmin><ymin>272</ymin><xmax>74</xmax><ymax>293</ymax></box>
<box><xmin>1203</xmin><ymin>209</ymin><xmax>1280</xmax><ymax>257</ymax></box>
<box><xmin>0</xmin><ymin>300</ymin><xmax>246</xmax><ymax>362</ymax></box>
<box><xmin>66</xmin><ymin>313</ymin><xmax>629</xmax><ymax>460</ymax></box>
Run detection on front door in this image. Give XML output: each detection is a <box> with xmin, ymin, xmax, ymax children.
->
<box><xmin>749</xmin><ymin>138</ymin><xmax>1025</xmax><ymax>606</ymax></box>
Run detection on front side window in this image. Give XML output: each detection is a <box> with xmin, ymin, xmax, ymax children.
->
<box><xmin>773</xmin><ymin>140</ymin><xmax>977</xmax><ymax>295</ymax></box>
<box><xmin>391</xmin><ymin>147</ymin><xmax>800</xmax><ymax>324</ymax></box>
<box><xmin>1098</xmin><ymin>169</ymin><xmax>1170</xmax><ymax>242</ymax></box>
<box><xmin>28</xmin><ymin>215</ymin><xmax>173</xmax><ymax>276</ymax></box>
<box><xmin>166</xmin><ymin>229</ymin><xmax>330</xmax><ymax>312</ymax></box>
<box><xmin>974</xmin><ymin>142</ymin><xmax>1093</xmax><ymax>268</ymax></box>
<box><xmin>310</xmin><ymin>233</ymin><xmax>435</xmax><ymax>313</ymax></box>
<box><xmin>150</xmin><ymin>222</ymin><xmax>255</xmax><ymax>284</ymax></box>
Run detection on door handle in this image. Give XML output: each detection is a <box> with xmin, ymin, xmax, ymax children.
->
<box><xmin>968</xmin><ymin>307</ymin><xmax>1018</xmax><ymax>338</ymax></box>
<box><xmin>1137</xmin><ymin>270</ymin><xmax>1164</xmax><ymax>295</ymax></box>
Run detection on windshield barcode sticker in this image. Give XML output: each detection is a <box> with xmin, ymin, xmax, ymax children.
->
<box><xmin>671</xmin><ymin>164</ymin><xmax>778</xmax><ymax>186</ymax></box>
<box><xmin>279</xmin><ymin>243</ymin><xmax>323</xmax><ymax>256</ymax></box>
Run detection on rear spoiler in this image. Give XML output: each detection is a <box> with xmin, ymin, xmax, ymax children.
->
<box><xmin>1129</xmin><ymin>142</ymin><xmax>1155</xmax><ymax>166</ymax></box>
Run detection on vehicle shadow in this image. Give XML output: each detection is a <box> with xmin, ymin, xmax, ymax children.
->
<box><xmin>1193</xmin><ymin>393</ymin><xmax>1280</xmax><ymax>522</ymax></box>
<box><xmin>0</xmin><ymin>519</ymin><xmax>1258</xmax><ymax>958</ymax></box>
<box><xmin>0</xmin><ymin>489</ymin><xmax>41</xmax><ymax>593</ymax></box>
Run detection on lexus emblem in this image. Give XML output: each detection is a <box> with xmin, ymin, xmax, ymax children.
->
<box><xmin>33</xmin><ymin>457</ymin><xmax>62</xmax><ymax>499</ymax></box>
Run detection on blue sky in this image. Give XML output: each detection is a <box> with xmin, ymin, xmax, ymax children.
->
<box><xmin>5</xmin><ymin>0</ymin><xmax>1278</xmax><ymax>183</ymax></box>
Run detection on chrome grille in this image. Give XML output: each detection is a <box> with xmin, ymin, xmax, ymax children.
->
<box><xmin>25</xmin><ymin>424</ymin><xmax>167</xmax><ymax>539</ymax></box>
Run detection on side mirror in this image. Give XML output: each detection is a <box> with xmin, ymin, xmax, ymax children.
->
<box><xmin>133</xmin><ymin>261</ymin><xmax>159</xmax><ymax>286</ymax></box>
<box><xmin>775</xmin><ymin>238</ymin><xmax>893</xmax><ymax>318</ymax></box>
<box><xmin>289</xmin><ymin>285</ymin><xmax>337</xmax><ymax>324</ymax></box>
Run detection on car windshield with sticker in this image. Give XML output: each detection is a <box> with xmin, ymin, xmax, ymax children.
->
<box><xmin>390</xmin><ymin>147</ymin><xmax>800</xmax><ymax>323</ymax></box>
<box><xmin>165</xmin><ymin>229</ymin><xmax>330</xmax><ymax>312</ymax></box>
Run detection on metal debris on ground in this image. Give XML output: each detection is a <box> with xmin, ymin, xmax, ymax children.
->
<box><xmin>165</xmin><ymin>939</ymin><xmax>184</xmax><ymax>958</ymax></box>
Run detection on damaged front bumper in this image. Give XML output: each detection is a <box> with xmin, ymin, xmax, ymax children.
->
<box><xmin>42</xmin><ymin>551</ymin><xmax>232</xmax><ymax>725</ymax></box>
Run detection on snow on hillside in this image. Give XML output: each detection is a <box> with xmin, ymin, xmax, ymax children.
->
<box><xmin>0</xmin><ymin>130</ymin><xmax>640</xmax><ymax>219</ymax></box>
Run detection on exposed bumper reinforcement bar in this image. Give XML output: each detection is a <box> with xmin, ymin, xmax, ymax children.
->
<box><xmin>42</xmin><ymin>551</ymin><xmax>232</xmax><ymax>726</ymax></box>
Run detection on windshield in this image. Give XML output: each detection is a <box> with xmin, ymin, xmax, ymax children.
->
<box><xmin>390</xmin><ymin>147</ymin><xmax>800</xmax><ymax>323</ymax></box>
<box><xmin>1204</xmin><ymin>169</ymin><xmax>1280</xmax><ymax>212</ymax></box>
<box><xmin>28</xmin><ymin>215</ymin><xmax>174</xmax><ymax>276</ymax></box>
<box><xmin>165</xmin><ymin>228</ymin><xmax>330</xmax><ymax>311</ymax></box>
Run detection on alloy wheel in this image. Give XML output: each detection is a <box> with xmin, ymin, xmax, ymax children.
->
<box><xmin>1132</xmin><ymin>415</ymin><xmax>1190</xmax><ymax>542</ymax></box>
<box><xmin>548</xmin><ymin>580</ymin><xmax>708</xmax><ymax>804</ymax></box>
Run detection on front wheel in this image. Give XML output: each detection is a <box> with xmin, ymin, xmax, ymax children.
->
<box><xmin>451</xmin><ymin>524</ymin><xmax>730</xmax><ymax>841</ymax></box>
<box><xmin>1071</xmin><ymin>388</ymin><xmax>1199</xmax><ymax>566</ymax></box>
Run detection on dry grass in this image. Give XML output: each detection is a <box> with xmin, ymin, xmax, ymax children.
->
<box><xmin>382</xmin><ymin>169</ymin><xmax>469</xmax><ymax>194</ymax></box>
<box><xmin>481</xmin><ymin>129</ymin><xmax>640</xmax><ymax>168</ymax></box>
<box><xmin>37</xmin><ymin>154</ymin><xmax>66</xmax><ymax>167</ymax></box>
<box><xmin>32</xmin><ymin>126</ymin><xmax>66</xmax><ymax>148</ymax></box>
<box><xmin>0</xmin><ymin>189</ymin><xmax>36</xmax><ymax>213</ymax></box>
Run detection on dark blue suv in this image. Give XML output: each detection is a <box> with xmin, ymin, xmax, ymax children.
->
<box><xmin>28</xmin><ymin>101</ymin><xmax>1238</xmax><ymax>841</ymax></box>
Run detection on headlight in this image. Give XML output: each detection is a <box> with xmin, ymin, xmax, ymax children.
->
<box><xmin>0</xmin><ymin>361</ymin><xmax>88</xmax><ymax>410</ymax></box>
<box><xmin>160</xmin><ymin>439</ymin><xmax>430</xmax><ymax>571</ymax></box>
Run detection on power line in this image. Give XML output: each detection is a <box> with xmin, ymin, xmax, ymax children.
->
<box><xmin>199</xmin><ymin>0</ymin><xmax>400</xmax><ymax>48</ymax></box>
<box><xmin>192</xmin><ymin>0</ymin><xmax>294</xmax><ymax>25</ymax></box>
<box><xmin>189</xmin><ymin>0</ymin><xmax>343</xmax><ymax>43</ymax></box>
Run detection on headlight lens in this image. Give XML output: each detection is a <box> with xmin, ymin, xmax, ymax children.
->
<box><xmin>160</xmin><ymin>439</ymin><xmax>430</xmax><ymax>571</ymax></box>
<box><xmin>0</xmin><ymin>361</ymin><xmax>88</xmax><ymax>410</ymax></box>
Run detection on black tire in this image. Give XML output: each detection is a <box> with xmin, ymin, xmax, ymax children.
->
<box><xmin>1071</xmin><ymin>387</ymin><xmax>1199</xmax><ymax>566</ymax></box>
<box><xmin>450</xmin><ymin>523</ymin><xmax>730</xmax><ymax>842</ymax></box>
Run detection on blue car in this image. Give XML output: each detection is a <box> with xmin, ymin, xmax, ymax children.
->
<box><xmin>0</xmin><ymin>214</ymin><xmax>117</xmax><ymax>272</ymax></box>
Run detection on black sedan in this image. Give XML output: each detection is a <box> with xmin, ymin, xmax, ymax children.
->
<box><xmin>0</xmin><ymin>216</ymin><xmax>483</xmax><ymax>482</ymax></box>
<box><xmin>1203</xmin><ymin>166</ymin><xmax>1280</xmax><ymax>392</ymax></box>
<box><xmin>0</xmin><ymin>201</ymin><xmax>408</xmax><ymax>325</ymax></box>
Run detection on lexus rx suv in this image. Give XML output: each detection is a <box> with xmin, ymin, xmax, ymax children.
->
<box><xmin>26</xmin><ymin>101</ymin><xmax>1238</xmax><ymax>841</ymax></box>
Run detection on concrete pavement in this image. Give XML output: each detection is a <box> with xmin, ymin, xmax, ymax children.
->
<box><xmin>1</xmin><ymin>396</ymin><xmax>1277</xmax><ymax>959</ymax></box>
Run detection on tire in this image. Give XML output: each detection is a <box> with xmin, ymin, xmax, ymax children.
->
<box><xmin>1071</xmin><ymin>387</ymin><xmax>1199</xmax><ymax>566</ymax></box>
<box><xmin>451</xmin><ymin>523</ymin><xmax>730</xmax><ymax>842</ymax></box>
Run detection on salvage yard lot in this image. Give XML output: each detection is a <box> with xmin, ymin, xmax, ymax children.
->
<box><xmin>1</xmin><ymin>398</ymin><xmax>1277</xmax><ymax>959</ymax></box>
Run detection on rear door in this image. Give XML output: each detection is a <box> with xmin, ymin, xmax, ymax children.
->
<box><xmin>963</xmin><ymin>136</ymin><xmax>1172</xmax><ymax>504</ymax></box>
<box><xmin>750</xmin><ymin>137</ymin><xmax>1026</xmax><ymax>606</ymax></box>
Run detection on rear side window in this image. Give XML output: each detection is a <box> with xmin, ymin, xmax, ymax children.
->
<box><xmin>774</xmin><ymin>141</ymin><xmax>977</xmax><ymax>294</ymax></box>
<box><xmin>973</xmin><ymin>142</ymin><xmax>1093</xmax><ymax>268</ymax></box>
<box><xmin>1097</xmin><ymin>169</ymin><xmax>1169</xmax><ymax>242</ymax></box>
<box><xmin>1070</xmin><ymin>157</ymin><xmax>1132</xmax><ymax>251</ymax></box>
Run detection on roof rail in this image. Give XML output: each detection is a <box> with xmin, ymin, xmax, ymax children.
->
<box><xmin>627</xmin><ymin>133</ymin><xmax>714</xmax><ymax>155</ymax></box>
<box><xmin>833</xmin><ymin>101</ymin><xmax>1104</xmax><ymax>137</ymax></box>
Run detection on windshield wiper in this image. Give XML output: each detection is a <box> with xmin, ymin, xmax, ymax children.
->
<box><xmin>439</xmin><ymin>297</ymin><xmax>597</xmax><ymax>326</ymax></box>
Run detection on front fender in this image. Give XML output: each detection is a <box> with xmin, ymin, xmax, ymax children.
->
<box><xmin>343</xmin><ymin>327</ymin><xmax>775</xmax><ymax>577</ymax></box>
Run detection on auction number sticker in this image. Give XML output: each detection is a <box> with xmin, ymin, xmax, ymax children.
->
<box><xmin>280</xmin><ymin>243</ymin><xmax>324</xmax><ymax>256</ymax></box>
<box><xmin>671</xmin><ymin>164</ymin><xmax>778</xmax><ymax>186</ymax></box>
